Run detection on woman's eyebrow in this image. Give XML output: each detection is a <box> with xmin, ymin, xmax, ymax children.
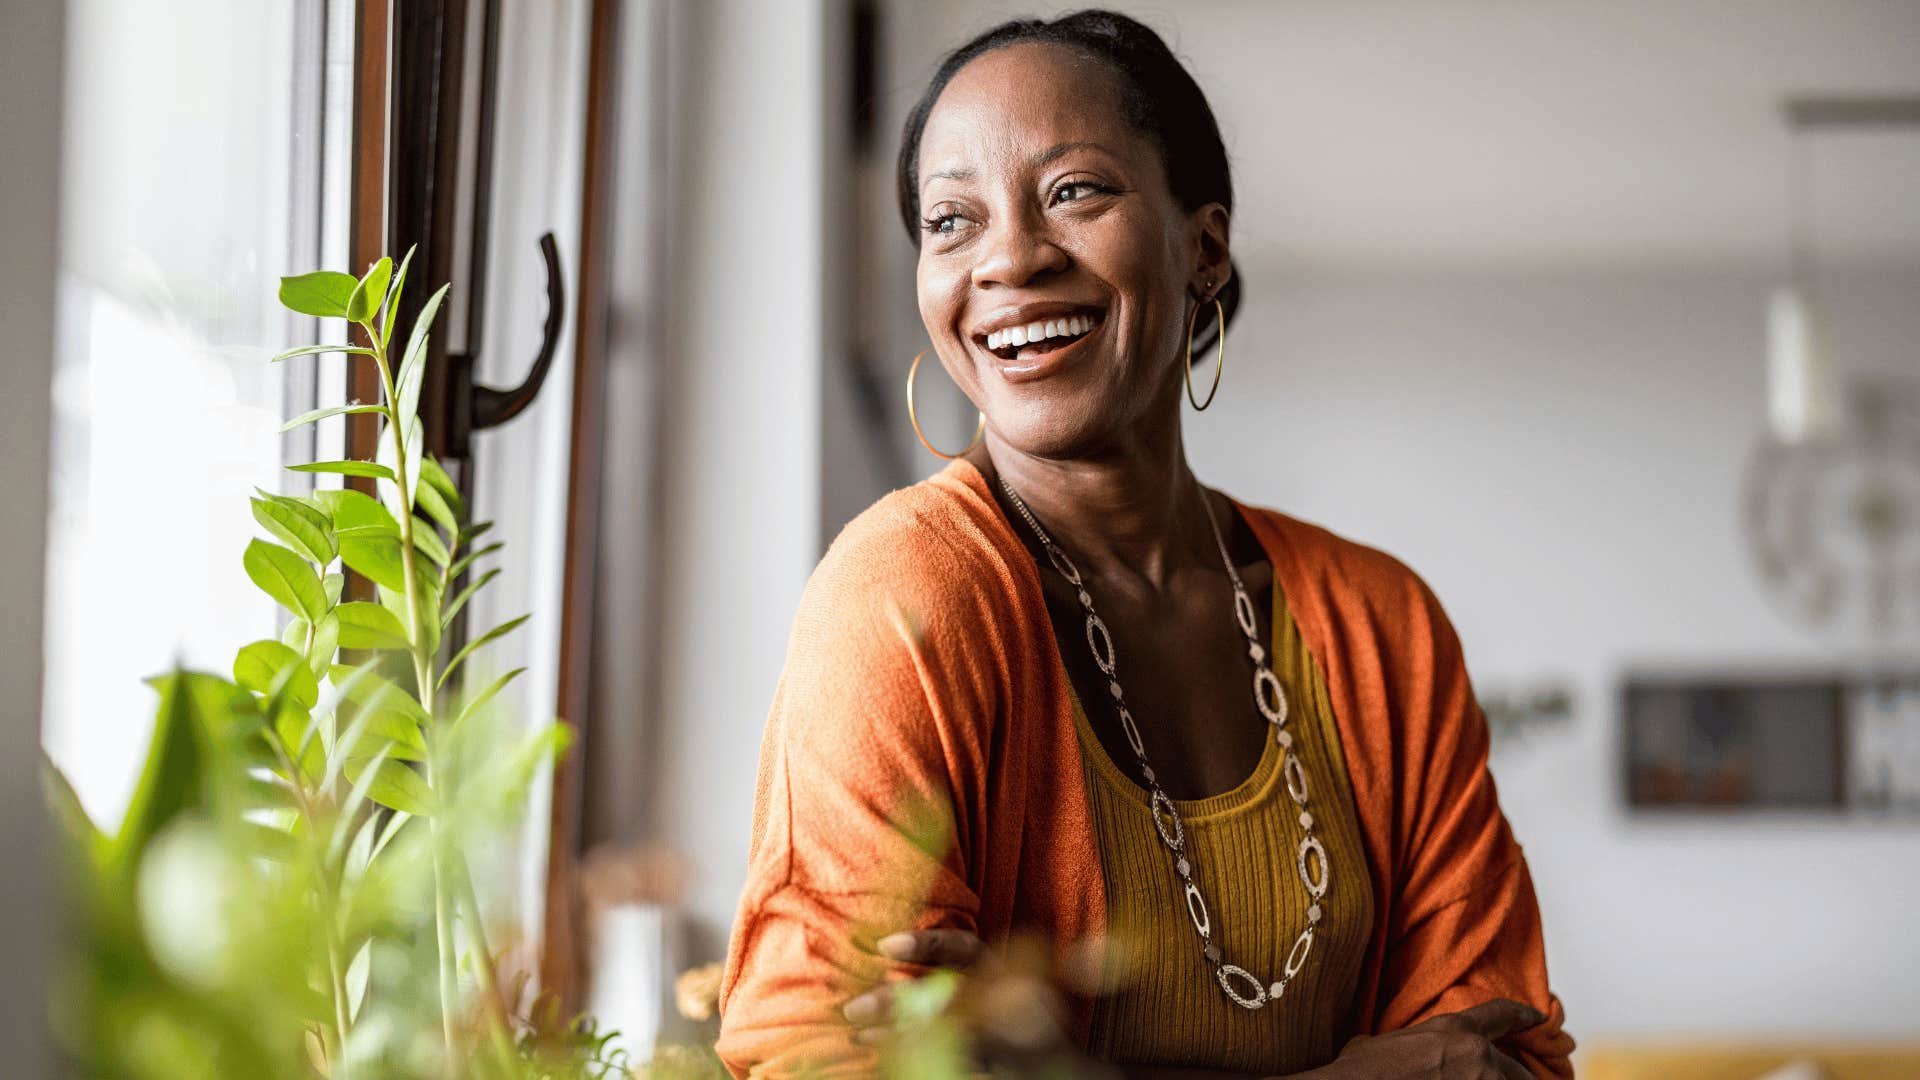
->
<box><xmin>921</xmin><ymin>140</ymin><xmax>1119</xmax><ymax>195</ymax></box>
<box><xmin>924</xmin><ymin>165</ymin><xmax>975</xmax><ymax>186</ymax></box>
<box><xmin>1030</xmin><ymin>140</ymin><xmax>1117</xmax><ymax>169</ymax></box>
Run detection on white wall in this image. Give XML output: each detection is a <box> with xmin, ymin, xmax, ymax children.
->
<box><xmin>647</xmin><ymin>0</ymin><xmax>827</xmax><ymax>954</ymax></box>
<box><xmin>1187</xmin><ymin>265</ymin><xmax>1920</xmax><ymax>1040</ymax></box>
<box><xmin>1</xmin><ymin>1</ymin><xmax>59</xmax><ymax>1073</ymax></box>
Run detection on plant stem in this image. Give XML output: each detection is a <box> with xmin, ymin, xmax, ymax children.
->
<box><xmin>263</xmin><ymin>733</ymin><xmax>351</xmax><ymax>1077</ymax></box>
<box><xmin>431</xmin><ymin>833</ymin><xmax>461</xmax><ymax>1063</ymax></box>
<box><xmin>325</xmin><ymin>934</ymin><xmax>354</xmax><ymax>1078</ymax></box>
<box><xmin>364</xmin><ymin>318</ymin><xmax>459</xmax><ymax>1064</ymax></box>
<box><xmin>451</xmin><ymin>851</ymin><xmax>519</xmax><ymax>1068</ymax></box>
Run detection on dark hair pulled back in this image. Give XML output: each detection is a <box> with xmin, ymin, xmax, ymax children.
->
<box><xmin>895</xmin><ymin>8</ymin><xmax>1241</xmax><ymax>349</ymax></box>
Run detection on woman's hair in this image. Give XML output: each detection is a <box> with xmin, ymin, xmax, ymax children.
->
<box><xmin>895</xmin><ymin>8</ymin><xmax>1241</xmax><ymax>350</ymax></box>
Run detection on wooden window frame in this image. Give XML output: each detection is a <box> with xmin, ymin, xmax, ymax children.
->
<box><xmin>345</xmin><ymin>0</ymin><xmax>619</xmax><ymax>1012</ymax></box>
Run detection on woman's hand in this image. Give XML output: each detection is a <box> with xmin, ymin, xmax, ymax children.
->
<box><xmin>1313</xmin><ymin>998</ymin><xmax>1545</xmax><ymax>1080</ymax></box>
<box><xmin>841</xmin><ymin>928</ymin><xmax>1096</xmax><ymax>1071</ymax></box>
<box><xmin>842</xmin><ymin>929</ymin><xmax>987</xmax><ymax>1038</ymax></box>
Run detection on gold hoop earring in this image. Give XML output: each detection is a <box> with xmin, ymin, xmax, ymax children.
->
<box><xmin>907</xmin><ymin>349</ymin><xmax>985</xmax><ymax>459</ymax></box>
<box><xmin>1185</xmin><ymin>296</ymin><xmax>1227</xmax><ymax>410</ymax></box>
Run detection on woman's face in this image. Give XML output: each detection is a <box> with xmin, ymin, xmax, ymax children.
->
<box><xmin>914</xmin><ymin>42</ymin><xmax>1230</xmax><ymax>460</ymax></box>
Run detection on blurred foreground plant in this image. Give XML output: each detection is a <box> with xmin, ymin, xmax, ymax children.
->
<box><xmin>44</xmin><ymin>251</ymin><xmax>627</xmax><ymax>1079</ymax></box>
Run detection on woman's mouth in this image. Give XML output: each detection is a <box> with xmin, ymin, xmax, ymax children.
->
<box><xmin>980</xmin><ymin>311</ymin><xmax>1104</xmax><ymax>364</ymax></box>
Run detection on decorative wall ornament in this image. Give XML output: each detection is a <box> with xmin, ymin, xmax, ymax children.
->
<box><xmin>1743</xmin><ymin>96</ymin><xmax>1920</xmax><ymax>640</ymax></box>
<box><xmin>1623</xmin><ymin>670</ymin><xmax>1920</xmax><ymax>815</ymax></box>
<box><xmin>1479</xmin><ymin>682</ymin><xmax>1575</xmax><ymax>746</ymax></box>
<box><xmin>1746</xmin><ymin>379</ymin><xmax>1920</xmax><ymax>637</ymax></box>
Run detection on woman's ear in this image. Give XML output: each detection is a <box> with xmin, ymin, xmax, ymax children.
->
<box><xmin>1189</xmin><ymin>202</ymin><xmax>1232</xmax><ymax>301</ymax></box>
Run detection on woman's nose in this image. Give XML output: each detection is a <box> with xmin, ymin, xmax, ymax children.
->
<box><xmin>969</xmin><ymin>210</ymin><xmax>1069</xmax><ymax>290</ymax></box>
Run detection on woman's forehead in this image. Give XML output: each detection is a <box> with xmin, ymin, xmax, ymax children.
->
<box><xmin>917</xmin><ymin>43</ymin><xmax>1140</xmax><ymax>184</ymax></box>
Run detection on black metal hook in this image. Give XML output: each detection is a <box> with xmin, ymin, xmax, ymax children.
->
<box><xmin>469</xmin><ymin>231</ymin><xmax>565</xmax><ymax>434</ymax></box>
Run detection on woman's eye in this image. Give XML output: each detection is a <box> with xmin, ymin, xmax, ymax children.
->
<box><xmin>1054</xmin><ymin>180</ymin><xmax>1108</xmax><ymax>204</ymax></box>
<box><xmin>922</xmin><ymin>210</ymin><xmax>970</xmax><ymax>236</ymax></box>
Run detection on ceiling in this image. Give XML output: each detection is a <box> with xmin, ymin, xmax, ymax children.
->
<box><xmin>898</xmin><ymin>0</ymin><xmax>1920</xmax><ymax>272</ymax></box>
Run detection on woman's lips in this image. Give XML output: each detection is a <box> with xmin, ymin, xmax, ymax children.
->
<box><xmin>988</xmin><ymin>318</ymin><xmax>1101</xmax><ymax>383</ymax></box>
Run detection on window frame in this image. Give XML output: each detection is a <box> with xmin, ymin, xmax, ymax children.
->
<box><xmin>346</xmin><ymin>0</ymin><xmax>622</xmax><ymax>1012</ymax></box>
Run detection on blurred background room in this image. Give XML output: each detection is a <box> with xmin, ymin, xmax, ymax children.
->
<box><xmin>5</xmin><ymin>1</ymin><xmax>1919</xmax><ymax>1077</ymax></box>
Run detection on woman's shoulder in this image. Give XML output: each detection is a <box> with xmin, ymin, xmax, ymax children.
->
<box><xmin>796</xmin><ymin>461</ymin><xmax>1030</xmax><ymax>644</ymax></box>
<box><xmin>1233</xmin><ymin>500</ymin><xmax>1458</xmax><ymax>639</ymax></box>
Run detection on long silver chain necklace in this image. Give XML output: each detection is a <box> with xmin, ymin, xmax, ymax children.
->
<box><xmin>998</xmin><ymin>476</ymin><xmax>1330</xmax><ymax>1011</ymax></box>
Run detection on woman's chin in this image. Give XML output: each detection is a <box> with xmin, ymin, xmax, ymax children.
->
<box><xmin>982</xmin><ymin>397</ymin><xmax>1123</xmax><ymax>462</ymax></box>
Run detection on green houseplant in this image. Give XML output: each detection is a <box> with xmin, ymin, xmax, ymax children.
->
<box><xmin>37</xmin><ymin>249</ymin><xmax>1030</xmax><ymax>1080</ymax></box>
<box><xmin>44</xmin><ymin>250</ymin><xmax>627</xmax><ymax>1079</ymax></box>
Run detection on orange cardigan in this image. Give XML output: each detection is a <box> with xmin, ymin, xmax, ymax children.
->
<box><xmin>716</xmin><ymin>460</ymin><xmax>1574</xmax><ymax>1078</ymax></box>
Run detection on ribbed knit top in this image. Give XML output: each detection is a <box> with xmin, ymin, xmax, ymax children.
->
<box><xmin>1071</xmin><ymin>568</ymin><xmax>1375</xmax><ymax>1075</ymax></box>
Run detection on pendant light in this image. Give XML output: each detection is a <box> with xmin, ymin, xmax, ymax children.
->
<box><xmin>1767</xmin><ymin>116</ymin><xmax>1841</xmax><ymax>444</ymax></box>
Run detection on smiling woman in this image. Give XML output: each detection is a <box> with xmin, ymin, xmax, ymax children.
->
<box><xmin>717</xmin><ymin>10</ymin><xmax>1573</xmax><ymax>1080</ymax></box>
<box><xmin>900</xmin><ymin>16</ymin><xmax>1238</xmax><ymax>457</ymax></box>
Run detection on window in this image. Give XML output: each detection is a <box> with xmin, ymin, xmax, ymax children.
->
<box><xmin>42</xmin><ymin>0</ymin><xmax>351</xmax><ymax>826</ymax></box>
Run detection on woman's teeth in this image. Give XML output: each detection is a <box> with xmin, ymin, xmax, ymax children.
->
<box><xmin>985</xmin><ymin>313</ymin><xmax>1098</xmax><ymax>352</ymax></box>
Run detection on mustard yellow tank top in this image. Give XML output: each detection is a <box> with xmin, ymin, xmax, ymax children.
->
<box><xmin>1069</xmin><ymin>571</ymin><xmax>1374</xmax><ymax>1074</ymax></box>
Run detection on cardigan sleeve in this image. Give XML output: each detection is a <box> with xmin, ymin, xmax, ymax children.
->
<box><xmin>1369</xmin><ymin>568</ymin><xmax>1576</xmax><ymax>1079</ymax></box>
<box><xmin>715</xmin><ymin>525</ymin><xmax>994</xmax><ymax>1078</ymax></box>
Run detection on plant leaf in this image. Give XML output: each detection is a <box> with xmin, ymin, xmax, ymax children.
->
<box><xmin>411</xmin><ymin>521</ymin><xmax>450</xmax><ymax>567</ymax></box>
<box><xmin>339</xmin><ymin>533</ymin><xmax>406</xmax><ymax>591</ymax></box>
<box><xmin>446</xmin><ymin>541</ymin><xmax>503</xmax><ymax>583</ymax></box>
<box><xmin>374</xmin><ymin>419</ymin><xmax>425</xmax><ymax>513</ymax></box>
<box><xmin>330</xmin><ymin>705</ymin><xmax>427</xmax><ymax>772</ymax></box>
<box><xmin>371</xmin><ymin>809</ymin><xmax>413</xmax><ymax>860</ymax></box>
<box><xmin>414</xmin><ymin>473</ymin><xmax>458</xmax><ymax>536</ymax></box>
<box><xmin>452</xmin><ymin>666</ymin><xmax>525</xmax><ymax>730</ymax></box>
<box><xmin>345</xmin><ymin>256</ymin><xmax>392</xmax><ymax>323</ymax></box>
<box><xmin>378</xmin><ymin>577</ymin><xmax>439</xmax><ymax>658</ymax></box>
<box><xmin>42</xmin><ymin>755</ymin><xmax>107</xmax><ymax>871</ymax></box>
<box><xmin>334</xmin><ymin>602</ymin><xmax>411</xmax><ymax>651</ymax></box>
<box><xmin>288</xmin><ymin>460</ymin><xmax>395</xmax><ymax>481</ymax></box>
<box><xmin>330</xmin><ymin>746</ymin><xmax>400</xmax><ymax>881</ymax></box>
<box><xmin>278</xmin><ymin>270</ymin><xmax>358</xmax><ymax>318</ymax></box>
<box><xmin>113</xmin><ymin>672</ymin><xmax>215</xmax><ymax>878</ymax></box>
<box><xmin>381</xmin><ymin>244</ymin><xmax>417</xmax><ymax>349</ymax></box>
<box><xmin>345</xmin><ymin>940</ymin><xmax>373</xmax><ymax>1024</ymax></box>
<box><xmin>396</xmin><ymin>283</ymin><xmax>451</xmax><ymax>410</ymax></box>
<box><xmin>233</xmin><ymin>640</ymin><xmax>320</xmax><ymax>709</ymax></box>
<box><xmin>307</xmin><ymin>610</ymin><xmax>339</xmax><ymax>676</ymax></box>
<box><xmin>394</xmin><ymin>350</ymin><xmax>426</xmax><ymax>446</ymax></box>
<box><xmin>440</xmin><ymin>567</ymin><xmax>498</xmax><ymax>629</ymax></box>
<box><xmin>337</xmin><ymin>709</ymin><xmax>428</xmax><ymax>764</ymax></box>
<box><xmin>243</xmin><ymin>539</ymin><xmax>329</xmax><ymax>623</ymax></box>
<box><xmin>274</xmin><ymin>705</ymin><xmax>323</xmax><ymax>784</ymax></box>
<box><xmin>270</xmin><ymin>343</ymin><xmax>375</xmax><ymax>363</ymax></box>
<box><xmin>342</xmin><ymin>758</ymin><xmax>435</xmax><ymax>816</ymax></box>
<box><xmin>315</xmin><ymin>488</ymin><xmax>400</xmax><ymax>536</ymax></box>
<box><xmin>419</xmin><ymin>456</ymin><xmax>466</xmax><ymax>521</ymax></box>
<box><xmin>460</xmin><ymin>721</ymin><xmax>573</xmax><ymax>818</ymax></box>
<box><xmin>250</xmin><ymin>492</ymin><xmax>336</xmax><ymax>565</ymax></box>
<box><xmin>438</xmin><ymin>614</ymin><xmax>529</xmax><ymax>688</ymax></box>
<box><xmin>329</xmin><ymin>665</ymin><xmax>431</xmax><ymax>727</ymax></box>
<box><xmin>280</xmin><ymin>402</ymin><xmax>384</xmax><ymax>432</ymax></box>
<box><xmin>323</xmin><ymin>572</ymin><xmax>345</xmax><ymax>608</ymax></box>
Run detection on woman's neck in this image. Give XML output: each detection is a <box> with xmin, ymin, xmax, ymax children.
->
<box><xmin>974</xmin><ymin>426</ymin><xmax>1217</xmax><ymax>593</ymax></box>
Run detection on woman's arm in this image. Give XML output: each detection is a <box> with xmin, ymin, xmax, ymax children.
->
<box><xmin>1121</xmin><ymin>1060</ymin><xmax>1267</xmax><ymax>1068</ymax></box>
<box><xmin>1362</xmin><ymin>570</ymin><xmax>1575</xmax><ymax>1078</ymax></box>
<box><xmin>848</xmin><ymin>930</ymin><xmax>1540</xmax><ymax>1080</ymax></box>
<box><xmin>715</xmin><ymin>532</ymin><xmax>998</xmax><ymax>1078</ymax></box>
